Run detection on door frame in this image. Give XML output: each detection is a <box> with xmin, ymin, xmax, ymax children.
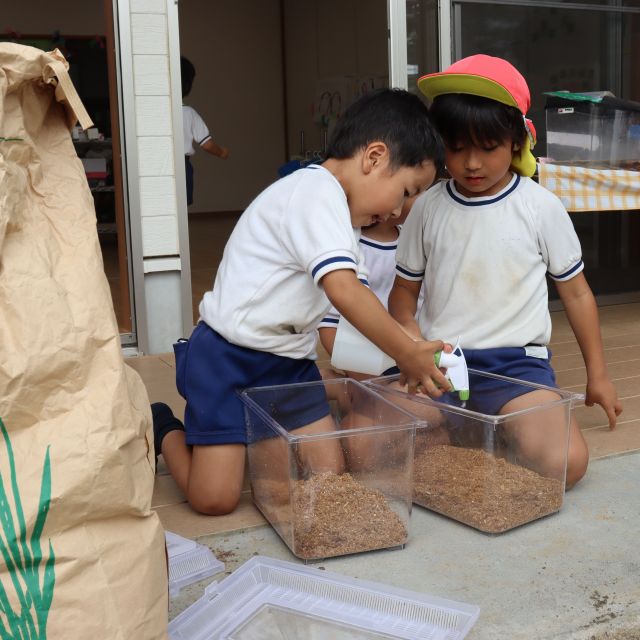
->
<box><xmin>105</xmin><ymin>0</ymin><xmax>135</xmax><ymax>343</ymax></box>
<box><xmin>111</xmin><ymin>0</ymin><xmax>194</xmax><ymax>354</ymax></box>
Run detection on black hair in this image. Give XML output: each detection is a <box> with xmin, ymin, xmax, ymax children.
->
<box><xmin>180</xmin><ymin>56</ymin><xmax>196</xmax><ymax>98</ymax></box>
<box><xmin>430</xmin><ymin>93</ymin><xmax>526</xmax><ymax>153</ymax></box>
<box><xmin>325</xmin><ymin>88</ymin><xmax>444</xmax><ymax>173</ymax></box>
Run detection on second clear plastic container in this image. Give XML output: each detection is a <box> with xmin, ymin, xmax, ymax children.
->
<box><xmin>545</xmin><ymin>94</ymin><xmax>640</xmax><ymax>169</ymax></box>
<box><xmin>365</xmin><ymin>370</ymin><xmax>583</xmax><ymax>534</ymax></box>
<box><xmin>239</xmin><ymin>379</ymin><xmax>423</xmax><ymax>560</ymax></box>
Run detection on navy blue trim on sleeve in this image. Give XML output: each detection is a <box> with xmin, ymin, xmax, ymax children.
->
<box><xmin>396</xmin><ymin>264</ymin><xmax>424</xmax><ymax>278</ymax></box>
<box><xmin>549</xmin><ymin>260</ymin><xmax>584</xmax><ymax>281</ymax></box>
<box><xmin>311</xmin><ymin>256</ymin><xmax>357</xmax><ymax>279</ymax></box>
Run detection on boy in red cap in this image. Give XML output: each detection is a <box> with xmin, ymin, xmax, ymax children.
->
<box><xmin>389</xmin><ymin>54</ymin><xmax>622</xmax><ymax>488</ymax></box>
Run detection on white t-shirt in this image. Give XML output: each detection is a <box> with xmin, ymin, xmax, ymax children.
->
<box><xmin>199</xmin><ymin>165</ymin><xmax>366</xmax><ymax>359</ymax></box>
<box><xmin>182</xmin><ymin>105</ymin><xmax>211</xmax><ymax>156</ymax></box>
<box><xmin>396</xmin><ymin>174</ymin><xmax>583</xmax><ymax>349</ymax></box>
<box><xmin>318</xmin><ymin>227</ymin><xmax>424</xmax><ymax>329</ymax></box>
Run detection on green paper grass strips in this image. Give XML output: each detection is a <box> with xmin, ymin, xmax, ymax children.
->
<box><xmin>0</xmin><ymin>418</ymin><xmax>55</xmax><ymax>639</ymax></box>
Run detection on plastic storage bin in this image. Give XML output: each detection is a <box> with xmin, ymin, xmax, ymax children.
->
<box><xmin>239</xmin><ymin>379</ymin><xmax>423</xmax><ymax>560</ymax></box>
<box><xmin>365</xmin><ymin>370</ymin><xmax>583</xmax><ymax>533</ymax></box>
<box><xmin>545</xmin><ymin>92</ymin><xmax>640</xmax><ymax>169</ymax></box>
<box><xmin>165</xmin><ymin>531</ymin><xmax>225</xmax><ymax>598</ymax></box>
<box><xmin>168</xmin><ymin>555</ymin><xmax>480</xmax><ymax>640</ymax></box>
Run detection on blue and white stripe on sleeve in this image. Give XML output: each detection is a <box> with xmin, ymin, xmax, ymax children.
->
<box><xmin>318</xmin><ymin>313</ymin><xmax>340</xmax><ymax>330</ymax></box>
<box><xmin>395</xmin><ymin>264</ymin><xmax>424</xmax><ymax>282</ymax></box>
<box><xmin>548</xmin><ymin>259</ymin><xmax>584</xmax><ymax>282</ymax></box>
<box><xmin>310</xmin><ymin>252</ymin><xmax>358</xmax><ymax>285</ymax></box>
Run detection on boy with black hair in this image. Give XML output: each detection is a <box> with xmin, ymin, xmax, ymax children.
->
<box><xmin>390</xmin><ymin>54</ymin><xmax>622</xmax><ymax>488</ymax></box>
<box><xmin>181</xmin><ymin>55</ymin><xmax>229</xmax><ymax>206</ymax></box>
<box><xmin>155</xmin><ymin>88</ymin><xmax>450</xmax><ymax>515</ymax></box>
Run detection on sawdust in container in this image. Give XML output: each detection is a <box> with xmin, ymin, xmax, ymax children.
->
<box><xmin>240</xmin><ymin>378</ymin><xmax>418</xmax><ymax>561</ymax></box>
<box><xmin>413</xmin><ymin>444</ymin><xmax>564</xmax><ymax>533</ymax></box>
<box><xmin>292</xmin><ymin>472</ymin><xmax>407</xmax><ymax>560</ymax></box>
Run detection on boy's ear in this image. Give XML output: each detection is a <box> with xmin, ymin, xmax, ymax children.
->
<box><xmin>362</xmin><ymin>141</ymin><xmax>389</xmax><ymax>174</ymax></box>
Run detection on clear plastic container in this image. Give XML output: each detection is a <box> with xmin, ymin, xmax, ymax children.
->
<box><xmin>545</xmin><ymin>93</ymin><xmax>640</xmax><ymax>169</ymax></box>
<box><xmin>168</xmin><ymin>555</ymin><xmax>480</xmax><ymax>640</ymax></box>
<box><xmin>165</xmin><ymin>531</ymin><xmax>225</xmax><ymax>598</ymax></box>
<box><xmin>239</xmin><ymin>379</ymin><xmax>423</xmax><ymax>560</ymax></box>
<box><xmin>364</xmin><ymin>370</ymin><xmax>583</xmax><ymax>534</ymax></box>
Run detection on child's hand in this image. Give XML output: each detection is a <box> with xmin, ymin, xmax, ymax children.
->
<box><xmin>396</xmin><ymin>339</ymin><xmax>452</xmax><ymax>397</ymax></box>
<box><xmin>586</xmin><ymin>376</ymin><xmax>623</xmax><ymax>430</ymax></box>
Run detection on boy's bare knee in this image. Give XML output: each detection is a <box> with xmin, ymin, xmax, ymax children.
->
<box><xmin>565</xmin><ymin>423</ymin><xmax>589</xmax><ymax>489</ymax></box>
<box><xmin>187</xmin><ymin>488</ymin><xmax>241</xmax><ymax>516</ymax></box>
<box><xmin>185</xmin><ymin>443</ymin><xmax>246</xmax><ymax>515</ymax></box>
<box><xmin>565</xmin><ymin>448</ymin><xmax>589</xmax><ymax>489</ymax></box>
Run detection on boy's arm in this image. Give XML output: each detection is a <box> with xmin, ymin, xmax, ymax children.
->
<box><xmin>555</xmin><ymin>273</ymin><xmax>622</xmax><ymax>429</ymax></box>
<box><xmin>388</xmin><ymin>275</ymin><xmax>423</xmax><ymax>340</ymax></box>
<box><xmin>202</xmin><ymin>138</ymin><xmax>229</xmax><ymax>159</ymax></box>
<box><xmin>322</xmin><ymin>269</ymin><xmax>450</xmax><ymax>396</ymax></box>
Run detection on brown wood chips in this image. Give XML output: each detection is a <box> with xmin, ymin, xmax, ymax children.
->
<box><xmin>414</xmin><ymin>445</ymin><xmax>564</xmax><ymax>533</ymax></box>
<box><xmin>291</xmin><ymin>472</ymin><xmax>407</xmax><ymax>560</ymax></box>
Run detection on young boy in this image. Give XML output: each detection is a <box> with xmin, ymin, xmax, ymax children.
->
<box><xmin>156</xmin><ymin>88</ymin><xmax>449</xmax><ymax>515</ymax></box>
<box><xmin>181</xmin><ymin>56</ymin><xmax>229</xmax><ymax>206</ymax></box>
<box><xmin>389</xmin><ymin>54</ymin><xmax>622</xmax><ymax>488</ymax></box>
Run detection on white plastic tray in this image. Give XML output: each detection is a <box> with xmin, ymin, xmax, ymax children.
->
<box><xmin>168</xmin><ymin>555</ymin><xmax>479</xmax><ymax>639</ymax></box>
<box><xmin>166</xmin><ymin>531</ymin><xmax>225</xmax><ymax>598</ymax></box>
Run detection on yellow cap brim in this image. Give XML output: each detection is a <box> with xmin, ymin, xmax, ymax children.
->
<box><xmin>417</xmin><ymin>73</ymin><xmax>519</xmax><ymax>109</ymax></box>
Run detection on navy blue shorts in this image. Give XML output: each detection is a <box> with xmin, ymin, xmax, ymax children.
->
<box><xmin>174</xmin><ymin>322</ymin><xmax>329</xmax><ymax>445</ymax></box>
<box><xmin>450</xmin><ymin>346</ymin><xmax>557</xmax><ymax>415</ymax></box>
<box><xmin>184</xmin><ymin>156</ymin><xmax>194</xmax><ymax>205</ymax></box>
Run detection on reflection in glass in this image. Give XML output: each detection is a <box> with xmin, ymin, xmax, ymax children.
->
<box><xmin>454</xmin><ymin>3</ymin><xmax>640</xmax><ymax>154</ymax></box>
<box><xmin>406</xmin><ymin>0</ymin><xmax>440</xmax><ymax>97</ymax></box>
<box><xmin>451</xmin><ymin>1</ymin><xmax>640</xmax><ymax>298</ymax></box>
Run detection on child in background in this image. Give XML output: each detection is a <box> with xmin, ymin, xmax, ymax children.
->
<box><xmin>154</xmin><ymin>88</ymin><xmax>450</xmax><ymax>516</ymax></box>
<box><xmin>181</xmin><ymin>56</ymin><xmax>230</xmax><ymax>206</ymax></box>
<box><xmin>389</xmin><ymin>55</ymin><xmax>622</xmax><ymax>488</ymax></box>
<box><xmin>318</xmin><ymin>195</ymin><xmax>424</xmax><ymax>380</ymax></box>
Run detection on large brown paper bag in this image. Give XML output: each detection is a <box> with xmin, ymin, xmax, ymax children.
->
<box><xmin>0</xmin><ymin>44</ymin><xmax>168</xmax><ymax>638</ymax></box>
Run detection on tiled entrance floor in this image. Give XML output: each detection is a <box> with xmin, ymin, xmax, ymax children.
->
<box><xmin>125</xmin><ymin>302</ymin><xmax>640</xmax><ymax>539</ymax></box>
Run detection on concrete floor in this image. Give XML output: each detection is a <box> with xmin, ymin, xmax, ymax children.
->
<box><xmin>169</xmin><ymin>452</ymin><xmax>640</xmax><ymax>639</ymax></box>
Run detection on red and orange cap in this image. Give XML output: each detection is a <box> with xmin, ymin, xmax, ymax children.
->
<box><xmin>418</xmin><ymin>54</ymin><xmax>537</xmax><ymax>177</ymax></box>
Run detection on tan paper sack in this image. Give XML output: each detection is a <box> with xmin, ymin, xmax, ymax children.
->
<box><xmin>0</xmin><ymin>44</ymin><xmax>168</xmax><ymax>638</ymax></box>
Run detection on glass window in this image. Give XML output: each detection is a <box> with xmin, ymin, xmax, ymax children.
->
<box><xmin>453</xmin><ymin>2</ymin><xmax>640</xmax><ymax>154</ymax></box>
<box><xmin>452</xmin><ymin>1</ymin><xmax>640</xmax><ymax>298</ymax></box>
<box><xmin>406</xmin><ymin>0</ymin><xmax>440</xmax><ymax>96</ymax></box>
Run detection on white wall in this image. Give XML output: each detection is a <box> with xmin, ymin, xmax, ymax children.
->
<box><xmin>122</xmin><ymin>0</ymin><xmax>191</xmax><ymax>354</ymax></box>
<box><xmin>178</xmin><ymin>0</ymin><xmax>286</xmax><ymax>214</ymax></box>
<box><xmin>283</xmin><ymin>0</ymin><xmax>389</xmax><ymax>159</ymax></box>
